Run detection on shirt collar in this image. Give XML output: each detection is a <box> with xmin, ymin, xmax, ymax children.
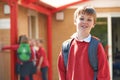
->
<box><xmin>71</xmin><ymin>32</ymin><xmax>91</xmax><ymax>42</ymax></box>
<box><xmin>82</xmin><ymin>34</ymin><xmax>91</xmax><ymax>42</ymax></box>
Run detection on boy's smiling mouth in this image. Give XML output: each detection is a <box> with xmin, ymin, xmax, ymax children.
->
<box><xmin>81</xmin><ymin>25</ymin><xmax>88</xmax><ymax>28</ymax></box>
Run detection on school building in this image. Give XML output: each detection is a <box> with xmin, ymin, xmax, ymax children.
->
<box><xmin>0</xmin><ymin>0</ymin><xmax>120</xmax><ymax>80</ymax></box>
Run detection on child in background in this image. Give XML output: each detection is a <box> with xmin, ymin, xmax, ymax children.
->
<box><xmin>2</xmin><ymin>35</ymin><xmax>36</xmax><ymax>80</ymax></box>
<box><xmin>35</xmin><ymin>39</ymin><xmax>49</xmax><ymax>80</ymax></box>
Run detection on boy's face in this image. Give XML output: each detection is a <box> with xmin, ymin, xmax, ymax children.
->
<box><xmin>36</xmin><ymin>41</ymin><xmax>42</xmax><ymax>47</ymax></box>
<box><xmin>75</xmin><ymin>14</ymin><xmax>95</xmax><ymax>34</ymax></box>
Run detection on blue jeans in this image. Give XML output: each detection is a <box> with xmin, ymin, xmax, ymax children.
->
<box><xmin>41</xmin><ymin>67</ymin><xmax>48</xmax><ymax>80</ymax></box>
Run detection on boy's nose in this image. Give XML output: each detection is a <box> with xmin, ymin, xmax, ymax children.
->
<box><xmin>83</xmin><ymin>20</ymin><xmax>87</xmax><ymax>24</ymax></box>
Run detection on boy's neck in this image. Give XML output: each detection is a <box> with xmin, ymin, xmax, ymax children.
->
<box><xmin>77</xmin><ymin>32</ymin><xmax>90</xmax><ymax>40</ymax></box>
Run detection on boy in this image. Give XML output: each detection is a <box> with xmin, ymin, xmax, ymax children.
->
<box><xmin>58</xmin><ymin>6</ymin><xmax>110</xmax><ymax>80</ymax></box>
<box><xmin>35</xmin><ymin>39</ymin><xmax>49</xmax><ymax>80</ymax></box>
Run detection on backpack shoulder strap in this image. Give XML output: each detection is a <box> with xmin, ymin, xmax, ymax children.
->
<box><xmin>88</xmin><ymin>36</ymin><xmax>100</xmax><ymax>80</ymax></box>
<box><xmin>62</xmin><ymin>39</ymin><xmax>73</xmax><ymax>67</ymax></box>
<box><xmin>88</xmin><ymin>36</ymin><xmax>100</xmax><ymax>71</ymax></box>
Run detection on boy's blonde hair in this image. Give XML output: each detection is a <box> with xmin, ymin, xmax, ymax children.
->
<box><xmin>74</xmin><ymin>6</ymin><xmax>96</xmax><ymax>24</ymax></box>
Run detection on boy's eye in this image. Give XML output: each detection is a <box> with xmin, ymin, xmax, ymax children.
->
<box><xmin>80</xmin><ymin>18</ymin><xmax>84</xmax><ymax>20</ymax></box>
<box><xmin>88</xmin><ymin>19</ymin><xmax>92</xmax><ymax>21</ymax></box>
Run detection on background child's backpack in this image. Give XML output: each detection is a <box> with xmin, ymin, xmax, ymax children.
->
<box><xmin>62</xmin><ymin>36</ymin><xmax>100</xmax><ymax>80</ymax></box>
<box><xmin>17</xmin><ymin>43</ymin><xmax>31</xmax><ymax>62</ymax></box>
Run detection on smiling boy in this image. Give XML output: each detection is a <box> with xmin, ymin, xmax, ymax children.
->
<box><xmin>58</xmin><ymin>6</ymin><xmax>110</xmax><ymax>80</ymax></box>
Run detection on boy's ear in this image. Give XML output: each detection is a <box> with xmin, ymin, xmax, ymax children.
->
<box><xmin>92</xmin><ymin>24</ymin><xmax>95</xmax><ymax>28</ymax></box>
<box><xmin>93</xmin><ymin>23</ymin><xmax>96</xmax><ymax>27</ymax></box>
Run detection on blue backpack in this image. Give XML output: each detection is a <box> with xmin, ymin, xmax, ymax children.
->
<box><xmin>62</xmin><ymin>37</ymin><xmax>100</xmax><ymax>80</ymax></box>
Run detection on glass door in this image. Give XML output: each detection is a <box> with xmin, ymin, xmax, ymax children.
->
<box><xmin>112</xmin><ymin>17</ymin><xmax>120</xmax><ymax>80</ymax></box>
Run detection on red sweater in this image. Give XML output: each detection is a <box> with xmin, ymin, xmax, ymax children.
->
<box><xmin>58</xmin><ymin>39</ymin><xmax>110</xmax><ymax>80</ymax></box>
<box><xmin>36</xmin><ymin>47</ymin><xmax>49</xmax><ymax>68</ymax></box>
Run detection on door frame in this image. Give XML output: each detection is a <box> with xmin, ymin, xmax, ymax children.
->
<box><xmin>97</xmin><ymin>12</ymin><xmax>120</xmax><ymax>80</ymax></box>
